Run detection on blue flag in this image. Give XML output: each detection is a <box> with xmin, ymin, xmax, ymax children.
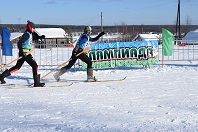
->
<box><xmin>1</xmin><ymin>27</ymin><xmax>12</xmax><ymax>56</ymax></box>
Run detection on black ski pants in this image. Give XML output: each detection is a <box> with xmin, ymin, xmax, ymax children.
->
<box><xmin>64</xmin><ymin>52</ymin><xmax>92</xmax><ymax>70</ymax></box>
<box><xmin>9</xmin><ymin>54</ymin><xmax>38</xmax><ymax>76</ymax></box>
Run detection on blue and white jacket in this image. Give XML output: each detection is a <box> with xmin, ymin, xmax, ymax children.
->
<box><xmin>73</xmin><ymin>33</ymin><xmax>100</xmax><ymax>53</ymax></box>
<box><xmin>17</xmin><ymin>30</ymin><xmax>33</xmax><ymax>53</ymax></box>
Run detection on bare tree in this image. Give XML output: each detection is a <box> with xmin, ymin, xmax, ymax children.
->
<box><xmin>185</xmin><ymin>15</ymin><xmax>192</xmax><ymax>25</ymax></box>
<box><xmin>182</xmin><ymin>15</ymin><xmax>192</xmax><ymax>37</ymax></box>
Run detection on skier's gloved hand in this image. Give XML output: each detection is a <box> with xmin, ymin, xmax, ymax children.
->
<box><xmin>77</xmin><ymin>48</ymin><xmax>83</xmax><ymax>53</ymax></box>
<box><xmin>41</xmin><ymin>35</ymin><xmax>45</xmax><ymax>39</ymax></box>
<box><xmin>98</xmin><ymin>31</ymin><xmax>105</xmax><ymax>38</ymax></box>
<box><xmin>23</xmin><ymin>53</ymin><xmax>27</xmax><ymax>57</ymax></box>
<box><xmin>19</xmin><ymin>51</ymin><xmax>27</xmax><ymax>58</ymax></box>
<box><xmin>72</xmin><ymin>52</ymin><xmax>78</xmax><ymax>60</ymax></box>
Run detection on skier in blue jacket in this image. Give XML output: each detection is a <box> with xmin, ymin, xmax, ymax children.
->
<box><xmin>0</xmin><ymin>20</ymin><xmax>45</xmax><ymax>87</ymax></box>
<box><xmin>53</xmin><ymin>26</ymin><xmax>105</xmax><ymax>82</ymax></box>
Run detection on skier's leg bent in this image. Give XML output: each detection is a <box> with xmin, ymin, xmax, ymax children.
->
<box><xmin>53</xmin><ymin>54</ymin><xmax>77</xmax><ymax>81</ymax></box>
<box><xmin>0</xmin><ymin>58</ymin><xmax>24</xmax><ymax>84</ymax></box>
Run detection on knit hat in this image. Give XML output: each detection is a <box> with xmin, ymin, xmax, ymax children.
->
<box><xmin>26</xmin><ymin>20</ymin><xmax>35</xmax><ymax>32</ymax></box>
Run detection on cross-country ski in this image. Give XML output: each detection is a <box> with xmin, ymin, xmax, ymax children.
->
<box><xmin>1</xmin><ymin>83</ymin><xmax>73</xmax><ymax>89</ymax></box>
<box><xmin>94</xmin><ymin>76</ymin><xmax>127</xmax><ymax>82</ymax></box>
<box><xmin>53</xmin><ymin>76</ymin><xmax>127</xmax><ymax>83</ymax></box>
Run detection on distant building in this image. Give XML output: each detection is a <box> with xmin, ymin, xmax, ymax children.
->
<box><xmin>132</xmin><ymin>32</ymin><xmax>162</xmax><ymax>42</ymax></box>
<box><xmin>33</xmin><ymin>28</ymin><xmax>69</xmax><ymax>45</ymax></box>
<box><xmin>0</xmin><ymin>32</ymin><xmax>23</xmax><ymax>46</ymax></box>
<box><xmin>34</xmin><ymin>28</ymin><xmax>67</xmax><ymax>39</ymax></box>
<box><xmin>182</xmin><ymin>29</ymin><xmax>198</xmax><ymax>40</ymax></box>
<box><xmin>72</xmin><ymin>32</ymin><xmax>125</xmax><ymax>43</ymax></box>
<box><xmin>0</xmin><ymin>28</ymin><xmax>74</xmax><ymax>48</ymax></box>
<box><xmin>10</xmin><ymin>32</ymin><xmax>23</xmax><ymax>44</ymax></box>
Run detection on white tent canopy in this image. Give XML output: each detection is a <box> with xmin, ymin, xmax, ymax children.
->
<box><xmin>1</xmin><ymin>28</ymin><xmax>67</xmax><ymax>43</ymax></box>
<box><xmin>34</xmin><ymin>28</ymin><xmax>67</xmax><ymax>38</ymax></box>
<box><xmin>132</xmin><ymin>33</ymin><xmax>161</xmax><ymax>41</ymax></box>
<box><xmin>182</xmin><ymin>29</ymin><xmax>198</xmax><ymax>40</ymax></box>
<box><xmin>0</xmin><ymin>32</ymin><xmax>23</xmax><ymax>43</ymax></box>
<box><xmin>10</xmin><ymin>32</ymin><xmax>23</xmax><ymax>40</ymax></box>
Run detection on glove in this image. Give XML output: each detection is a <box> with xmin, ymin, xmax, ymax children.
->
<box><xmin>98</xmin><ymin>31</ymin><xmax>105</xmax><ymax>38</ymax></box>
<box><xmin>19</xmin><ymin>51</ymin><xmax>27</xmax><ymax>58</ymax></box>
<box><xmin>71</xmin><ymin>53</ymin><xmax>77</xmax><ymax>60</ymax></box>
<box><xmin>77</xmin><ymin>48</ymin><xmax>83</xmax><ymax>53</ymax></box>
<box><xmin>40</xmin><ymin>35</ymin><xmax>45</xmax><ymax>39</ymax></box>
<box><xmin>23</xmin><ymin>53</ymin><xmax>27</xmax><ymax>58</ymax></box>
<box><xmin>19</xmin><ymin>52</ymin><xmax>27</xmax><ymax>58</ymax></box>
<box><xmin>72</xmin><ymin>51</ymin><xmax>79</xmax><ymax>60</ymax></box>
<box><xmin>72</xmin><ymin>48</ymin><xmax>84</xmax><ymax>59</ymax></box>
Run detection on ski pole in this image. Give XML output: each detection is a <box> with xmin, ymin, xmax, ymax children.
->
<box><xmin>0</xmin><ymin>49</ymin><xmax>34</xmax><ymax>71</ymax></box>
<box><xmin>40</xmin><ymin>46</ymin><xmax>91</xmax><ymax>80</ymax></box>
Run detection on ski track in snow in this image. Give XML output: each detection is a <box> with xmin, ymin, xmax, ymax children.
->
<box><xmin>0</xmin><ymin>65</ymin><xmax>198</xmax><ymax>131</ymax></box>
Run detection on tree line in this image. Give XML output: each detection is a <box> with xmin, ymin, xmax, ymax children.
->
<box><xmin>0</xmin><ymin>24</ymin><xmax>198</xmax><ymax>38</ymax></box>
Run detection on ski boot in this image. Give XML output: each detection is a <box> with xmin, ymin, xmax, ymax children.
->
<box><xmin>33</xmin><ymin>74</ymin><xmax>45</xmax><ymax>87</ymax></box>
<box><xmin>0</xmin><ymin>69</ymin><xmax>11</xmax><ymax>84</ymax></box>
<box><xmin>87</xmin><ymin>68</ymin><xmax>96</xmax><ymax>82</ymax></box>
<box><xmin>53</xmin><ymin>67</ymin><xmax>66</xmax><ymax>82</ymax></box>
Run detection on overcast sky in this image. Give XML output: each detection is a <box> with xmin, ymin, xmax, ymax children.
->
<box><xmin>0</xmin><ymin>0</ymin><xmax>197</xmax><ymax>26</ymax></box>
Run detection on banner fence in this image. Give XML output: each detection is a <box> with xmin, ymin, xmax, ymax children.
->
<box><xmin>82</xmin><ymin>40</ymin><xmax>159</xmax><ymax>69</ymax></box>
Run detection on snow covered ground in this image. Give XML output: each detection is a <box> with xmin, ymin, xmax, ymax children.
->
<box><xmin>0</xmin><ymin>48</ymin><xmax>198</xmax><ymax>131</ymax></box>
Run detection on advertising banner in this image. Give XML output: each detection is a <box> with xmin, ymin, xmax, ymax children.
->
<box><xmin>82</xmin><ymin>40</ymin><xmax>158</xmax><ymax>69</ymax></box>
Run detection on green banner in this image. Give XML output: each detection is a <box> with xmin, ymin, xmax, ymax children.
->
<box><xmin>162</xmin><ymin>28</ymin><xmax>174</xmax><ymax>56</ymax></box>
